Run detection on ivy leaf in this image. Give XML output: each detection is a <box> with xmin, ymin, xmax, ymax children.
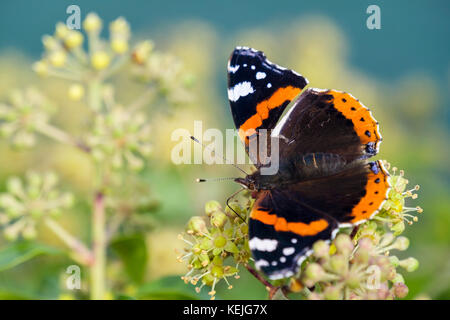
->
<box><xmin>0</xmin><ymin>241</ymin><xmax>61</xmax><ymax>272</ymax></box>
<box><xmin>110</xmin><ymin>234</ymin><xmax>148</xmax><ymax>284</ymax></box>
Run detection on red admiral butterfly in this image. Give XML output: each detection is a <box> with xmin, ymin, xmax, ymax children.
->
<box><xmin>227</xmin><ymin>47</ymin><xmax>390</xmax><ymax>280</ymax></box>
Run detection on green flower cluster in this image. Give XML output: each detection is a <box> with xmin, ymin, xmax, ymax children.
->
<box><xmin>178</xmin><ymin>198</ymin><xmax>253</xmax><ymax>300</ymax></box>
<box><xmin>27</xmin><ymin>13</ymin><xmax>192</xmax><ymax>172</ymax></box>
<box><xmin>32</xmin><ymin>12</ymin><xmax>190</xmax><ymax>109</ymax></box>
<box><xmin>88</xmin><ymin>104</ymin><xmax>152</xmax><ymax>171</ymax></box>
<box><xmin>180</xmin><ymin>163</ymin><xmax>422</xmax><ymax>300</ymax></box>
<box><xmin>0</xmin><ymin>12</ymin><xmax>193</xmax><ymax>300</ymax></box>
<box><xmin>300</xmin><ymin>233</ymin><xmax>417</xmax><ymax>299</ymax></box>
<box><xmin>375</xmin><ymin>164</ymin><xmax>422</xmax><ymax>235</ymax></box>
<box><xmin>131</xmin><ymin>47</ymin><xmax>193</xmax><ymax>107</ymax></box>
<box><xmin>32</xmin><ymin>13</ymin><xmax>132</xmax><ymax>78</ymax></box>
<box><xmin>0</xmin><ymin>172</ymin><xmax>74</xmax><ymax>241</ymax></box>
<box><xmin>0</xmin><ymin>88</ymin><xmax>54</xmax><ymax>148</ymax></box>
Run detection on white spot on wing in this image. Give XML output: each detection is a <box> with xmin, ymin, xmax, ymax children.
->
<box><xmin>255</xmin><ymin>259</ymin><xmax>269</xmax><ymax>269</ymax></box>
<box><xmin>256</xmin><ymin>72</ymin><xmax>266</xmax><ymax>80</ymax></box>
<box><xmin>249</xmin><ymin>237</ymin><xmax>278</xmax><ymax>252</ymax></box>
<box><xmin>228</xmin><ymin>64</ymin><xmax>240</xmax><ymax>73</ymax></box>
<box><xmin>228</xmin><ymin>81</ymin><xmax>255</xmax><ymax>102</ymax></box>
<box><xmin>267</xmin><ymin>83</ymin><xmax>272</xmax><ymax>88</ymax></box>
<box><xmin>283</xmin><ymin>247</ymin><xmax>295</xmax><ymax>256</ymax></box>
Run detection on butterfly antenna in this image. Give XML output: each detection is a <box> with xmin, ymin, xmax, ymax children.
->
<box><xmin>190</xmin><ymin>136</ymin><xmax>249</xmax><ymax>175</ymax></box>
<box><xmin>196</xmin><ymin>177</ymin><xmax>236</xmax><ymax>183</ymax></box>
<box><xmin>226</xmin><ymin>188</ymin><xmax>247</xmax><ymax>224</ymax></box>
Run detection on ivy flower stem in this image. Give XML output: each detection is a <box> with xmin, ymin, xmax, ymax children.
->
<box><xmin>44</xmin><ymin>218</ymin><xmax>94</xmax><ymax>266</ymax></box>
<box><xmin>129</xmin><ymin>86</ymin><xmax>156</xmax><ymax>112</ymax></box>
<box><xmin>244</xmin><ymin>263</ymin><xmax>287</xmax><ymax>299</ymax></box>
<box><xmin>88</xmin><ymin>78</ymin><xmax>102</xmax><ymax>112</ymax></box>
<box><xmin>101</xmin><ymin>54</ymin><xmax>129</xmax><ymax>80</ymax></box>
<box><xmin>35</xmin><ymin>122</ymin><xmax>90</xmax><ymax>152</ymax></box>
<box><xmin>91</xmin><ymin>191</ymin><xmax>106</xmax><ymax>300</ymax></box>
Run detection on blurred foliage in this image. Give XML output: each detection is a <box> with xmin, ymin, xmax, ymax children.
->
<box><xmin>0</xmin><ymin>9</ymin><xmax>448</xmax><ymax>300</ymax></box>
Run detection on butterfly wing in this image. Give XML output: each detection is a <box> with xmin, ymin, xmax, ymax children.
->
<box><xmin>249</xmin><ymin>190</ymin><xmax>338</xmax><ymax>280</ymax></box>
<box><xmin>272</xmin><ymin>88</ymin><xmax>383</xmax><ymax>162</ymax></box>
<box><xmin>249</xmin><ymin>160</ymin><xmax>390</xmax><ymax>279</ymax></box>
<box><xmin>287</xmin><ymin>160</ymin><xmax>390</xmax><ymax>226</ymax></box>
<box><xmin>227</xmin><ymin>47</ymin><xmax>307</xmax><ymax>165</ymax></box>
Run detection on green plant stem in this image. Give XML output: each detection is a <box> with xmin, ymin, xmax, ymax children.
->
<box><xmin>44</xmin><ymin>218</ymin><xmax>94</xmax><ymax>266</ymax></box>
<box><xmin>88</xmin><ymin>79</ymin><xmax>102</xmax><ymax>111</ymax></box>
<box><xmin>129</xmin><ymin>86</ymin><xmax>156</xmax><ymax>112</ymax></box>
<box><xmin>46</xmin><ymin>68</ymin><xmax>81</xmax><ymax>81</ymax></box>
<box><xmin>35</xmin><ymin>122</ymin><xmax>91</xmax><ymax>152</ymax></box>
<box><xmin>91</xmin><ymin>191</ymin><xmax>106</xmax><ymax>300</ymax></box>
<box><xmin>245</xmin><ymin>263</ymin><xmax>292</xmax><ymax>299</ymax></box>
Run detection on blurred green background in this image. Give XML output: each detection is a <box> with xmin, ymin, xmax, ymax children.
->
<box><xmin>0</xmin><ymin>0</ymin><xmax>449</xmax><ymax>299</ymax></box>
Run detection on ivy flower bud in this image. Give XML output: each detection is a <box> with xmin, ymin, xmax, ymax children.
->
<box><xmin>345</xmin><ymin>269</ymin><xmax>363</xmax><ymax>289</ymax></box>
<box><xmin>68</xmin><ymin>84</ymin><xmax>85</xmax><ymax>101</ymax></box>
<box><xmin>303</xmin><ymin>263</ymin><xmax>326</xmax><ymax>286</ymax></box>
<box><xmin>42</xmin><ymin>35</ymin><xmax>59</xmax><ymax>51</ymax></box>
<box><xmin>132</xmin><ymin>40</ymin><xmax>154</xmax><ymax>64</ymax></box>
<box><xmin>110</xmin><ymin>17</ymin><xmax>130</xmax><ymax>35</ymax></box>
<box><xmin>392</xmin><ymin>273</ymin><xmax>405</xmax><ymax>284</ymax></box>
<box><xmin>323</xmin><ymin>285</ymin><xmax>342</xmax><ymax>300</ymax></box>
<box><xmin>379</xmin><ymin>232</ymin><xmax>395</xmax><ymax>247</ymax></box>
<box><xmin>398</xmin><ymin>257</ymin><xmax>419</xmax><ymax>272</ymax></box>
<box><xmin>328</xmin><ymin>254</ymin><xmax>347</xmax><ymax>274</ymax></box>
<box><xmin>210</xmin><ymin>211</ymin><xmax>227</xmax><ymax>229</ymax></box>
<box><xmin>334</xmin><ymin>234</ymin><xmax>353</xmax><ymax>257</ymax></box>
<box><xmin>83</xmin><ymin>13</ymin><xmax>102</xmax><ymax>32</ymax></box>
<box><xmin>391</xmin><ymin>236</ymin><xmax>409</xmax><ymax>251</ymax></box>
<box><xmin>64</xmin><ymin>30</ymin><xmax>84</xmax><ymax>49</ymax></box>
<box><xmin>205</xmin><ymin>200</ymin><xmax>221</xmax><ymax>216</ymax></box>
<box><xmin>55</xmin><ymin>22</ymin><xmax>69</xmax><ymax>39</ymax></box>
<box><xmin>393</xmin><ymin>282</ymin><xmax>409</xmax><ymax>298</ymax></box>
<box><xmin>312</xmin><ymin>240</ymin><xmax>330</xmax><ymax>259</ymax></box>
<box><xmin>32</xmin><ymin>60</ymin><xmax>49</xmax><ymax>77</ymax></box>
<box><xmin>48</xmin><ymin>50</ymin><xmax>67</xmax><ymax>67</ymax></box>
<box><xmin>91</xmin><ymin>51</ymin><xmax>110</xmax><ymax>70</ymax></box>
<box><xmin>111</xmin><ymin>39</ymin><xmax>129</xmax><ymax>54</ymax></box>
<box><xmin>391</xmin><ymin>221</ymin><xmax>405</xmax><ymax>236</ymax></box>
<box><xmin>187</xmin><ymin>216</ymin><xmax>208</xmax><ymax>235</ymax></box>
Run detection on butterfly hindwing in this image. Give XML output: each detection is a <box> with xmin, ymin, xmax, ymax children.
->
<box><xmin>249</xmin><ymin>190</ymin><xmax>338</xmax><ymax>280</ymax></box>
<box><xmin>227</xmin><ymin>47</ymin><xmax>308</xmax><ymax>152</ymax></box>
<box><xmin>248</xmin><ymin>160</ymin><xmax>389</xmax><ymax>279</ymax></box>
<box><xmin>284</xmin><ymin>159</ymin><xmax>390</xmax><ymax>225</ymax></box>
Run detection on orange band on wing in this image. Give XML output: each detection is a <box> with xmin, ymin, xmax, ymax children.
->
<box><xmin>238</xmin><ymin>86</ymin><xmax>302</xmax><ymax>143</ymax></box>
<box><xmin>324</xmin><ymin>90</ymin><xmax>381</xmax><ymax>146</ymax></box>
<box><xmin>349</xmin><ymin>160</ymin><xmax>390</xmax><ymax>224</ymax></box>
<box><xmin>251</xmin><ymin>209</ymin><xmax>329</xmax><ymax>236</ymax></box>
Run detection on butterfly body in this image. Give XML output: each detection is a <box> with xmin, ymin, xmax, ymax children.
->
<box><xmin>227</xmin><ymin>47</ymin><xmax>390</xmax><ymax>280</ymax></box>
